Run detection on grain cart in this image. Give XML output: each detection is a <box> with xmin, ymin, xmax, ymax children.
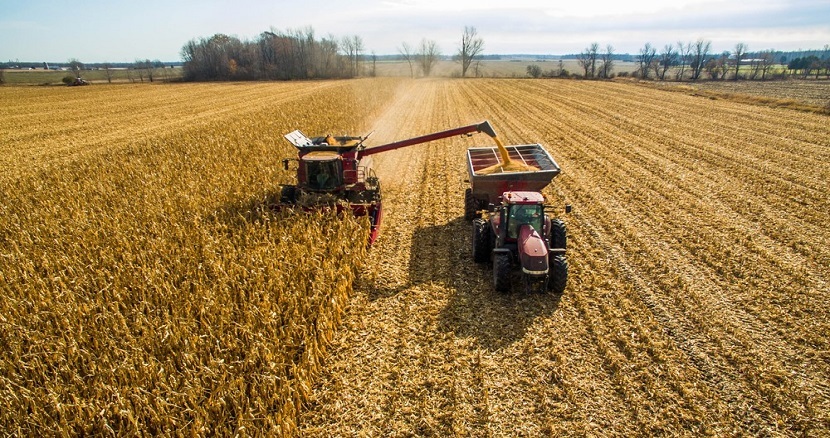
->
<box><xmin>281</xmin><ymin>121</ymin><xmax>499</xmax><ymax>245</ymax></box>
<box><xmin>467</xmin><ymin>144</ymin><xmax>569</xmax><ymax>293</ymax></box>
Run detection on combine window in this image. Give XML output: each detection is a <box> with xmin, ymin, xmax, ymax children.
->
<box><xmin>305</xmin><ymin>160</ymin><xmax>343</xmax><ymax>190</ymax></box>
<box><xmin>507</xmin><ymin>204</ymin><xmax>543</xmax><ymax>239</ymax></box>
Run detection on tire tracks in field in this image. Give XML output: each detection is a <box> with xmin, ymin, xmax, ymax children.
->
<box><xmin>460</xmin><ymin>79</ymin><xmax>829</xmax><ymax>434</ymax></box>
<box><xmin>458</xmin><ymin>80</ymin><xmax>732</xmax><ymax>433</ymax></box>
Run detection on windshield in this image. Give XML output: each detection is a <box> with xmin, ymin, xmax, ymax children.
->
<box><xmin>305</xmin><ymin>160</ymin><xmax>343</xmax><ymax>190</ymax></box>
<box><xmin>507</xmin><ymin>204</ymin><xmax>543</xmax><ymax>239</ymax></box>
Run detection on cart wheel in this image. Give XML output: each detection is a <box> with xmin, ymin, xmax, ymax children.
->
<box><xmin>548</xmin><ymin>255</ymin><xmax>568</xmax><ymax>293</ymax></box>
<box><xmin>464</xmin><ymin>188</ymin><xmax>479</xmax><ymax>221</ymax></box>
<box><xmin>493</xmin><ymin>252</ymin><xmax>511</xmax><ymax>293</ymax></box>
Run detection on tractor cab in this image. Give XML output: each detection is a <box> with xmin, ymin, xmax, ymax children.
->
<box><xmin>506</xmin><ymin>203</ymin><xmax>544</xmax><ymax>240</ymax></box>
<box><xmin>492</xmin><ymin>191</ymin><xmax>548</xmax><ymax>243</ymax></box>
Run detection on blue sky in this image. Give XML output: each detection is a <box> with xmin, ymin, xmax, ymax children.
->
<box><xmin>2</xmin><ymin>0</ymin><xmax>828</xmax><ymax>62</ymax></box>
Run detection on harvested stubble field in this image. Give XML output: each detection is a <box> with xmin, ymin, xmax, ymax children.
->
<box><xmin>1</xmin><ymin>78</ymin><xmax>828</xmax><ymax>436</ymax></box>
<box><xmin>651</xmin><ymin>79</ymin><xmax>830</xmax><ymax>113</ymax></box>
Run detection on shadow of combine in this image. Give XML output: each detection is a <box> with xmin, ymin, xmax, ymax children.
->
<box><xmin>368</xmin><ymin>215</ymin><xmax>562</xmax><ymax>352</ymax></box>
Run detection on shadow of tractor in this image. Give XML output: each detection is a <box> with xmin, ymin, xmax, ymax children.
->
<box><xmin>368</xmin><ymin>215</ymin><xmax>563</xmax><ymax>352</ymax></box>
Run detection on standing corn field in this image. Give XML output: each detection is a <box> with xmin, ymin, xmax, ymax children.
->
<box><xmin>0</xmin><ymin>80</ymin><xmax>399</xmax><ymax>435</ymax></box>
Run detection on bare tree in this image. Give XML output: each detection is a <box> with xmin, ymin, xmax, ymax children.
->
<box><xmin>457</xmin><ymin>26</ymin><xmax>484</xmax><ymax>78</ymax></box>
<box><xmin>690</xmin><ymin>39</ymin><xmax>711</xmax><ymax>81</ymax></box>
<box><xmin>705</xmin><ymin>52</ymin><xmax>730</xmax><ymax>80</ymax></box>
<box><xmin>370</xmin><ymin>51</ymin><xmax>377</xmax><ymax>77</ymax></box>
<box><xmin>399</xmin><ymin>42</ymin><xmax>415</xmax><ymax>77</ymax></box>
<box><xmin>598</xmin><ymin>45</ymin><xmax>614</xmax><ymax>78</ymax></box>
<box><xmin>577</xmin><ymin>50</ymin><xmax>591</xmax><ymax>77</ymax></box>
<box><xmin>319</xmin><ymin>34</ymin><xmax>340</xmax><ymax>78</ymax></box>
<box><xmin>135</xmin><ymin>59</ymin><xmax>156</xmax><ymax>82</ymax></box>
<box><xmin>418</xmin><ymin>39</ymin><xmax>441</xmax><ymax>77</ymax></box>
<box><xmin>102</xmin><ymin>62</ymin><xmax>113</xmax><ymax>83</ymax></box>
<box><xmin>733</xmin><ymin>42</ymin><xmax>747</xmax><ymax>80</ymax></box>
<box><xmin>587</xmin><ymin>42</ymin><xmax>599</xmax><ymax>77</ymax></box>
<box><xmin>68</xmin><ymin>58</ymin><xmax>84</xmax><ymax>78</ymax></box>
<box><xmin>824</xmin><ymin>44</ymin><xmax>830</xmax><ymax>78</ymax></box>
<box><xmin>637</xmin><ymin>43</ymin><xmax>657</xmax><ymax>79</ymax></box>
<box><xmin>656</xmin><ymin>44</ymin><xmax>677</xmax><ymax>80</ymax></box>
<box><xmin>749</xmin><ymin>49</ymin><xmax>774</xmax><ymax>80</ymax></box>
<box><xmin>577</xmin><ymin>43</ymin><xmax>599</xmax><ymax>78</ymax></box>
<box><xmin>676</xmin><ymin>41</ymin><xmax>692</xmax><ymax>80</ymax></box>
<box><xmin>341</xmin><ymin>35</ymin><xmax>364</xmax><ymax>77</ymax></box>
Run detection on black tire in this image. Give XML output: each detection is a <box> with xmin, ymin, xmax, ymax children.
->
<box><xmin>548</xmin><ymin>255</ymin><xmax>568</xmax><ymax>293</ymax></box>
<box><xmin>464</xmin><ymin>188</ymin><xmax>479</xmax><ymax>221</ymax></box>
<box><xmin>493</xmin><ymin>252</ymin><xmax>512</xmax><ymax>293</ymax></box>
<box><xmin>280</xmin><ymin>186</ymin><xmax>297</xmax><ymax>203</ymax></box>
<box><xmin>549</xmin><ymin>218</ymin><xmax>567</xmax><ymax>250</ymax></box>
<box><xmin>472</xmin><ymin>218</ymin><xmax>492</xmax><ymax>263</ymax></box>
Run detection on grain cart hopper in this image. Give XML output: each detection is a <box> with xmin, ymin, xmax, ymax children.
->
<box><xmin>467</xmin><ymin>144</ymin><xmax>569</xmax><ymax>293</ymax></box>
<box><xmin>281</xmin><ymin>121</ymin><xmax>499</xmax><ymax>245</ymax></box>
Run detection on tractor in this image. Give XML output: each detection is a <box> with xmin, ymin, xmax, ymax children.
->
<box><xmin>465</xmin><ymin>144</ymin><xmax>569</xmax><ymax>293</ymax></box>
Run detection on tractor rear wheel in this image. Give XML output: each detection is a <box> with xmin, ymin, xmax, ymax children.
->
<box><xmin>464</xmin><ymin>188</ymin><xmax>479</xmax><ymax>221</ymax></box>
<box><xmin>472</xmin><ymin>218</ymin><xmax>492</xmax><ymax>263</ymax></box>
<box><xmin>549</xmin><ymin>218</ymin><xmax>567</xmax><ymax>250</ymax></box>
<box><xmin>493</xmin><ymin>252</ymin><xmax>511</xmax><ymax>293</ymax></box>
<box><xmin>548</xmin><ymin>255</ymin><xmax>568</xmax><ymax>293</ymax></box>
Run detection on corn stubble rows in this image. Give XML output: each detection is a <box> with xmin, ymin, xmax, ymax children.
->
<box><xmin>300</xmin><ymin>79</ymin><xmax>829</xmax><ymax>436</ymax></box>
<box><xmin>2</xmin><ymin>78</ymin><xmax>829</xmax><ymax>436</ymax></box>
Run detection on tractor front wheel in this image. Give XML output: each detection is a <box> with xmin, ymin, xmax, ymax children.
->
<box><xmin>549</xmin><ymin>218</ymin><xmax>567</xmax><ymax>250</ymax></box>
<box><xmin>493</xmin><ymin>252</ymin><xmax>511</xmax><ymax>293</ymax></box>
<box><xmin>548</xmin><ymin>255</ymin><xmax>568</xmax><ymax>293</ymax></box>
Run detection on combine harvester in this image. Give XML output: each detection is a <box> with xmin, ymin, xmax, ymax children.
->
<box><xmin>280</xmin><ymin>121</ymin><xmax>568</xmax><ymax>293</ymax></box>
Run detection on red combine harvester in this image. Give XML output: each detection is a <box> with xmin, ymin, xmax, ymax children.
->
<box><xmin>280</xmin><ymin>121</ymin><xmax>499</xmax><ymax>244</ymax></box>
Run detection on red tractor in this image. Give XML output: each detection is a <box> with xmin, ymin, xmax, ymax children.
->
<box><xmin>465</xmin><ymin>145</ymin><xmax>569</xmax><ymax>293</ymax></box>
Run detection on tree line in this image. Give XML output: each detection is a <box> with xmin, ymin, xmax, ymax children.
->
<box><xmin>180</xmin><ymin>26</ymin><xmax>485</xmax><ymax>81</ymax></box>
<box><xmin>180</xmin><ymin>28</ymin><xmax>362</xmax><ymax>81</ymax></box>
<box><xmin>564</xmin><ymin>41</ymin><xmax>830</xmax><ymax>81</ymax></box>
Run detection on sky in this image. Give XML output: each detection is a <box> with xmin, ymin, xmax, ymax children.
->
<box><xmin>2</xmin><ymin>0</ymin><xmax>829</xmax><ymax>63</ymax></box>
